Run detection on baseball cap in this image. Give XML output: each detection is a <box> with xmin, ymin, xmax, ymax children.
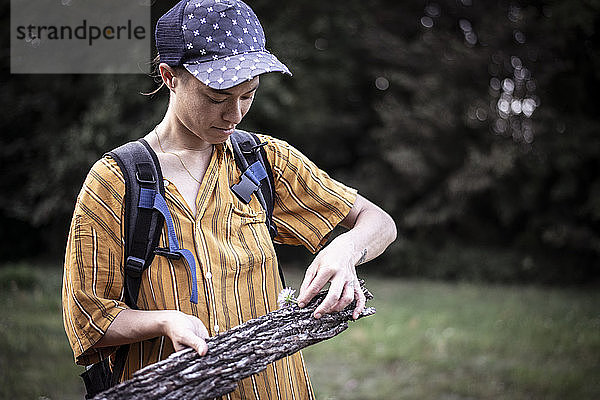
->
<box><xmin>155</xmin><ymin>0</ymin><xmax>292</xmax><ymax>90</ymax></box>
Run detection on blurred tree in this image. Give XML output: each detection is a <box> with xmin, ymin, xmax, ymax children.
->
<box><xmin>366</xmin><ymin>0</ymin><xmax>598</xmax><ymax>281</ymax></box>
<box><xmin>1</xmin><ymin>0</ymin><xmax>598</xmax><ymax>282</ymax></box>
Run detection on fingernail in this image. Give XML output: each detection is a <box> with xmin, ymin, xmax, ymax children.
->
<box><xmin>314</xmin><ymin>312</ymin><xmax>321</xmax><ymax>319</ymax></box>
<box><xmin>298</xmin><ymin>302</ymin><xmax>305</xmax><ymax>308</ymax></box>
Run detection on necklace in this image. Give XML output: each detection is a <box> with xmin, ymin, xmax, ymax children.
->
<box><xmin>154</xmin><ymin>127</ymin><xmax>202</xmax><ymax>184</ymax></box>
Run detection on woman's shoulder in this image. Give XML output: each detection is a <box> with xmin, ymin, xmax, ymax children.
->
<box><xmin>78</xmin><ymin>156</ymin><xmax>126</xmax><ymax>204</ymax></box>
<box><xmin>255</xmin><ymin>133</ymin><xmax>301</xmax><ymax>160</ymax></box>
<box><xmin>254</xmin><ymin>132</ymin><xmax>288</xmax><ymax>147</ymax></box>
<box><xmin>88</xmin><ymin>156</ymin><xmax>124</xmax><ymax>185</ymax></box>
<box><xmin>253</xmin><ymin>133</ymin><xmax>297</xmax><ymax>170</ymax></box>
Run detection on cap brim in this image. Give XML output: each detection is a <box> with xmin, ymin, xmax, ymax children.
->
<box><xmin>184</xmin><ymin>51</ymin><xmax>292</xmax><ymax>90</ymax></box>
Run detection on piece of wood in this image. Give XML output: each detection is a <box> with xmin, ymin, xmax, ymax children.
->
<box><xmin>94</xmin><ymin>283</ymin><xmax>375</xmax><ymax>399</ymax></box>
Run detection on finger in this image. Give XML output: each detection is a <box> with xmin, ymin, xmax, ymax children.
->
<box><xmin>298</xmin><ymin>266</ymin><xmax>317</xmax><ymax>306</ymax></box>
<box><xmin>194</xmin><ymin>338</ymin><xmax>208</xmax><ymax>356</ymax></box>
<box><xmin>194</xmin><ymin>319</ymin><xmax>210</xmax><ymax>339</ymax></box>
<box><xmin>181</xmin><ymin>332</ymin><xmax>208</xmax><ymax>356</ymax></box>
<box><xmin>314</xmin><ymin>279</ymin><xmax>345</xmax><ymax>318</ymax></box>
<box><xmin>352</xmin><ymin>282</ymin><xmax>366</xmax><ymax>320</ymax></box>
<box><xmin>172</xmin><ymin>340</ymin><xmax>187</xmax><ymax>353</ymax></box>
<box><xmin>298</xmin><ymin>267</ymin><xmax>334</xmax><ymax>308</ymax></box>
<box><xmin>333</xmin><ymin>281</ymin><xmax>355</xmax><ymax>312</ymax></box>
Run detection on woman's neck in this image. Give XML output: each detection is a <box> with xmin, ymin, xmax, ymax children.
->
<box><xmin>155</xmin><ymin>112</ymin><xmax>213</xmax><ymax>153</ymax></box>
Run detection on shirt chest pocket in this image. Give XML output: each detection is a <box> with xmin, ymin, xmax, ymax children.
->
<box><xmin>225</xmin><ymin>203</ymin><xmax>276</xmax><ymax>270</ymax></box>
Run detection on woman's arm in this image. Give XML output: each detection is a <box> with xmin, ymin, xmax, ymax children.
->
<box><xmin>297</xmin><ymin>194</ymin><xmax>397</xmax><ymax>319</ymax></box>
<box><xmin>93</xmin><ymin>309</ymin><xmax>209</xmax><ymax>355</ymax></box>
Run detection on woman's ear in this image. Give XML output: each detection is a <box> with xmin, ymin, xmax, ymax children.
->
<box><xmin>159</xmin><ymin>63</ymin><xmax>177</xmax><ymax>91</ymax></box>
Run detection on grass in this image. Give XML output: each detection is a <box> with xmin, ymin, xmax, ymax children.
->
<box><xmin>1</xmin><ymin>264</ymin><xmax>598</xmax><ymax>399</ymax></box>
<box><xmin>286</xmin><ymin>271</ymin><xmax>600</xmax><ymax>400</ymax></box>
<box><xmin>0</xmin><ymin>263</ymin><xmax>85</xmax><ymax>399</ymax></box>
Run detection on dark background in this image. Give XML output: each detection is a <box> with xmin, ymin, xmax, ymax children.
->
<box><xmin>2</xmin><ymin>0</ymin><xmax>599</xmax><ymax>284</ymax></box>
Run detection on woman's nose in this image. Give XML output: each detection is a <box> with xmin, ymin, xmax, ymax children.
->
<box><xmin>223</xmin><ymin>99</ymin><xmax>243</xmax><ymax>124</ymax></box>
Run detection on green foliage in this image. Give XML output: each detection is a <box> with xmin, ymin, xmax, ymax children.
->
<box><xmin>0</xmin><ymin>74</ymin><xmax>167</xmax><ymax>258</ymax></box>
<box><xmin>1</xmin><ymin>0</ymin><xmax>599</xmax><ymax>281</ymax></box>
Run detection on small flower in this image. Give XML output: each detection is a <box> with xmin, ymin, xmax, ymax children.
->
<box><xmin>278</xmin><ymin>287</ymin><xmax>298</xmax><ymax>308</ymax></box>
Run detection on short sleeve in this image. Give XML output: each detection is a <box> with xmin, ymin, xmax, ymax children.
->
<box><xmin>62</xmin><ymin>157</ymin><xmax>129</xmax><ymax>366</ymax></box>
<box><xmin>259</xmin><ymin>135</ymin><xmax>358</xmax><ymax>253</ymax></box>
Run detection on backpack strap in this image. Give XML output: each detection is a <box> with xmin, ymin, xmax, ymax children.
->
<box><xmin>103</xmin><ymin>138</ymin><xmax>199</xmax><ymax>386</ymax></box>
<box><xmin>103</xmin><ymin>139</ymin><xmax>164</xmax><ymax>386</ymax></box>
<box><xmin>230</xmin><ymin>130</ymin><xmax>285</xmax><ymax>286</ymax></box>
<box><xmin>107</xmin><ymin>138</ymin><xmax>199</xmax><ymax>307</ymax></box>
<box><xmin>107</xmin><ymin>139</ymin><xmax>164</xmax><ymax>309</ymax></box>
<box><xmin>230</xmin><ymin>130</ymin><xmax>277</xmax><ymax>239</ymax></box>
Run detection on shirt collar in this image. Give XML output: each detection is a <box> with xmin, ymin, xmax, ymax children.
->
<box><xmin>223</xmin><ymin>136</ymin><xmax>234</xmax><ymax>155</ymax></box>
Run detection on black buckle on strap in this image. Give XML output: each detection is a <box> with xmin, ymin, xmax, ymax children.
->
<box><xmin>125</xmin><ymin>256</ymin><xmax>145</xmax><ymax>278</ymax></box>
<box><xmin>135</xmin><ymin>171</ymin><xmax>156</xmax><ymax>185</ymax></box>
<box><xmin>154</xmin><ymin>248</ymin><xmax>182</xmax><ymax>260</ymax></box>
<box><xmin>240</xmin><ymin>140</ymin><xmax>267</xmax><ymax>155</ymax></box>
<box><xmin>135</xmin><ymin>162</ymin><xmax>156</xmax><ymax>185</ymax></box>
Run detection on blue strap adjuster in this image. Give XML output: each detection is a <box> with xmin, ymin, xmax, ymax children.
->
<box><xmin>231</xmin><ymin>161</ymin><xmax>267</xmax><ymax>204</ymax></box>
<box><xmin>139</xmin><ymin>188</ymin><xmax>198</xmax><ymax>304</ymax></box>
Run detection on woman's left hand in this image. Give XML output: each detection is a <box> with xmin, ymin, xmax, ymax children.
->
<box><xmin>295</xmin><ymin>194</ymin><xmax>397</xmax><ymax>320</ymax></box>
<box><xmin>296</xmin><ymin>238</ymin><xmax>366</xmax><ymax>320</ymax></box>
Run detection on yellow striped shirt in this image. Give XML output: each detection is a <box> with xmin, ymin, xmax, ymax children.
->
<box><xmin>62</xmin><ymin>134</ymin><xmax>357</xmax><ymax>399</ymax></box>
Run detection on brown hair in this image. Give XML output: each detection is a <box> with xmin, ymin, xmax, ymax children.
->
<box><xmin>142</xmin><ymin>54</ymin><xmax>189</xmax><ymax>96</ymax></box>
<box><xmin>142</xmin><ymin>54</ymin><xmax>166</xmax><ymax>96</ymax></box>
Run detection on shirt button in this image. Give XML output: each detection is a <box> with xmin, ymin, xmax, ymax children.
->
<box><xmin>205</xmin><ymin>271</ymin><xmax>212</xmax><ymax>279</ymax></box>
<box><xmin>163</xmin><ymin>179</ymin><xmax>169</xmax><ymax>187</ymax></box>
<box><xmin>214</xmin><ymin>324</ymin><xmax>219</xmax><ymax>333</ymax></box>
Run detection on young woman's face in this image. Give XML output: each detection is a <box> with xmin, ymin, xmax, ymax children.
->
<box><xmin>172</xmin><ymin>70</ymin><xmax>259</xmax><ymax>144</ymax></box>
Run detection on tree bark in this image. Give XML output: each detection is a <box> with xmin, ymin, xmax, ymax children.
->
<box><xmin>94</xmin><ymin>283</ymin><xmax>375</xmax><ymax>400</ymax></box>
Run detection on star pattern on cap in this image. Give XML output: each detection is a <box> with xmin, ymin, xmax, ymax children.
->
<box><xmin>179</xmin><ymin>0</ymin><xmax>290</xmax><ymax>89</ymax></box>
<box><xmin>183</xmin><ymin>0</ymin><xmax>264</xmax><ymax>60</ymax></box>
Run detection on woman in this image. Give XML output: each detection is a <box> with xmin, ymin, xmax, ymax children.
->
<box><xmin>62</xmin><ymin>0</ymin><xmax>397</xmax><ymax>398</ymax></box>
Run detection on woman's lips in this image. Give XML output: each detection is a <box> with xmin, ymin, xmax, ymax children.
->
<box><xmin>214</xmin><ymin>127</ymin><xmax>235</xmax><ymax>135</ymax></box>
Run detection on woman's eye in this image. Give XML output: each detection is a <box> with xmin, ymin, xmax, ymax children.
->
<box><xmin>207</xmin><ymin>94</ymin><xmax>254</xmax><ymax>104</ymax></box>
<box><xmin>208</xmin><ymin>97</ymin><xmax>226</xmax><ymax>104</ymax></box>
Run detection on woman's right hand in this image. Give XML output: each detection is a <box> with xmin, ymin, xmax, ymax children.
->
<box><xmin>93</xmin><ymin>309</ymin><xmax>209</xmax><ymax>356</ymax></box>
<box><xmin>161</xmin><ymin>310</ymin><xmax>209</xmax><ymax>355</ymax></box>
